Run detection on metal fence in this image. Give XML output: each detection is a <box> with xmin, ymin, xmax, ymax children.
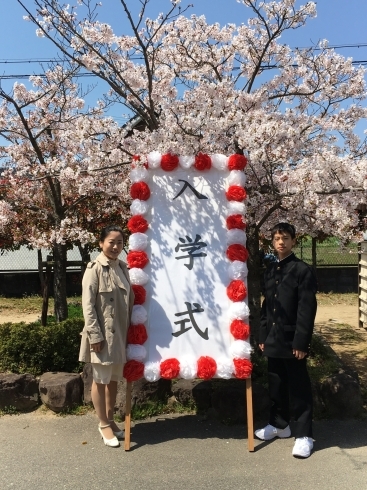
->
<box><xmin>293</xmin><ymin>238</ymin><xmax>358</xmax><ymax>267</ymax></box>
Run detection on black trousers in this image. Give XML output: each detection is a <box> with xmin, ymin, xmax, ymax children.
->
<box><xmin>268</xmin><ymin>357</ymin><xmax>313</xmax><ymax>438</ymax></box>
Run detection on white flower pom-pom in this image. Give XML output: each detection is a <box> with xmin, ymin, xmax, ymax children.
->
<box><xmin>228</xmin><ymin>170</ymin><xmax>247</xmax><ymax>187</ymax></box>
<box><xmin>131</xmin><ymin>305</ymin><xmax>148</xmax><ymax>325</ymax></box>
<box><xmin>129</xmin><ymin>268</ymin><xmax>149</xmax><ymax>285</ymax></box>
<box><xmin>126</xmin><ymin>344</ymin><xmax>147</xmax><ymax>362</ymax></box>
<box><xmin>144</xmin><ymin>362</ymin><xmax>161</xmax><ymax>382</ymax></box>
<box><xmin>130</xmin><ymin>199</ymin><xmax>149</xmax><ymax>216</ymax></box>
<box><xmin>228</xmin><ymin>301</ymin><xmax>250</xmax><ymax>321</ymax></box>
<box><xmin>147</xmin><ymin>150</ymin><xmax>161</xmax><ymax>169</ymax></box>
<box><xmin>179</xmin><ymin>356</ymin><xmax>197</xmax><ymax>379</ymax></box>
<box><xmin>211</xmin><ymin>154</ymin><xmax>228</xmax><ymax>170</ymax></box>
<box><xmin>129</xmin><ymin>233</ymin><xmax>148</xmax><ymax>251</ymax></box>
<box><xmin>227</xmin><ymin>229</ymin><xmax>247</xmax><ymax>246</ymax></box>
<box><xmin>216</xmin><ymin>357</ymin><xmax>234</xmax><ymax>379</ymax></box>
<box><xmin>130</xmin><ymin>167</ymin><xmax>149</xmax><ymax>183</ymax></box>
<box><xmin>179</xmin><ymin>155</ymin><xmax>195</xmax><ymax>169</ymax></box>
<box><xmin>227</xmin><ymin>201</ymin><xmax>246</xmax><ymax>216</ymax></box>
<box><xmin>230</xmin><ymin>340</ymin><xmax>252</xmax><ymax>359</ymax></box>
<box><xmin>228</xmin><ymin>260</ymin><xmax>248</xmax><ymax>280</ymax></box>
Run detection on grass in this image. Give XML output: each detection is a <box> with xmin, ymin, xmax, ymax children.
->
<box><xmin>131</xmin><ymin>398</ymin><xmax>196</xmax><ymax>420</ymax></box>
<box><xmin>0</xmin><ymin>296</ymin><xmax>83</xmax><ymax>321</ymax></box>
<box><xmin>0</xmin><ymin>405</ymin><xmax>19</xmax><ymax>417</ymax></box>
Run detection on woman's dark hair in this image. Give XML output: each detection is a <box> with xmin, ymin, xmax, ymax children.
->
<box><xmin>99</xmin><ymin>225</ymin><xmax>124</xmax><ymax>242</ymax></box>
<box><xmin>270</xmin><ymin>222</ymin><xmax>296</xmax><ymax>239</ymax></box>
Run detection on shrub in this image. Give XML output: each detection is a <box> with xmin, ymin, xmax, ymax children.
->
<box><xmin>0</xmin><ymin>318</ymin><xmax>84</xmax><ymax>375</ymax></box>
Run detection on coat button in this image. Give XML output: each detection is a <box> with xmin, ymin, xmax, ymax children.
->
<box><xmin>275</xmin><ymin>280</ymin><xmax>279</xmax><ymax>284</ymax></box>
<box><xmin>111</xmin><ymin>330</ymin><xmax>115</xmax><ymax>333</ymax></box>
<box><xmin>274</xmin><ymin>294</ymin><xmax>277</xmax><ymax>298</ymax></box>
<box><xmin>110</xmin><ymin>298</ymin><xmax>114</xmax><ymax>302</ymax></box>
<box><xmin>273</xmin><ymin>308</ymin><xmax>276</xmax><ymax>312</ymax></box>
<box><xmin>272</xmin><ymin>322</ymin><xmax>275</xmax><ymax>326</ymax></box>
<box><xmin>277</xmin><ymin>266</ymin><xmax>280</xmax><ymax>270</ymax></box>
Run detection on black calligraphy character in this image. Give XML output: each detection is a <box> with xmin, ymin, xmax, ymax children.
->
<box><xmin>173</xmin><ymin>302</ymin><xmax>208</xmax><ymax>340</ymax></box>
<box><xmin>175</xmin><ymin>234</ymin><xmax>207</xmax><ymax>270</ymax></box>
<box><xmin>173</xmin><ymin>180</ymin><xmax>208</xmax><ymax>200</ymax></box>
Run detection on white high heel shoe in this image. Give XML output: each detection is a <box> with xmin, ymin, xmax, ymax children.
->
<box><xmin>98</xmin><ymin>424</ymin><xmax>120</xmax><ymax>447</ymax></box>
<box><xmin>109</xmin><ymin>420</ymin><xmax>125</xmax><ymax>440</ymax></box>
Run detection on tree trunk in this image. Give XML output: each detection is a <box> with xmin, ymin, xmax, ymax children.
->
<box><xmin>37</xmin><ymin>249</ymin><xmax>45</xmax><ymax>292</ymax></box>
<box><xmin>78</xmin><ymin>244</ymin><xmax>90</xmax><ymax>277</ymax></box>
<box><xmin>53</xmin><ymin>243</ymin><xmax>68</xmax><ymax>322</ymax></box>
<box><xmin>246</xmin><ymin>225</ymin><xmax>262</xmax><ymax>344</ymax></box>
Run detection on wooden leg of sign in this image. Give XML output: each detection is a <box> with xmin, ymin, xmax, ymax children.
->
<box><xmin>124</xmin><ymin>381</ymin><xmax>132</xmax><ymax>451</ymax></box>
<box><xmin>246</xmin><ymin>377</ymin><xmax>255</xmax><ymax>452</ymax></box>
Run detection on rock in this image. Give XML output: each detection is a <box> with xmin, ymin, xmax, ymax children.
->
<box><xmin>172</xmin><ymin>379</ymin><xmax>201</xmax><ymax>406</ymax></box>
<box><xmin>81</xmin><ymin>363</ymin><xmax>93</xmax><ymax>404</ymax></box>
<box><xmin>0</xmin><ymin>373</ymin><xmax>39</xmax><ymax>411</ymax></box>
<box><xmin>39</xmin><ymin>372</ymin><xmax>83</xmax><ymax>412</ymax></box>
<box><xmin>319</xmin><ymin>372</ymin><xmax>363</xmax><ymax>419</ymax></box>
<box><xmin>192</xmin><ymin>380</ymin><xmax>212</xmax><ymax>413</ymax></box>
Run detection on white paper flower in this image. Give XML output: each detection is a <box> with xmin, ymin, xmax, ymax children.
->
<box><xmin>227</xmin><ymin>229</ymin><xmax>247</xmax><ymax>246</ymax></box>
<box><xmin>228</xmin><ymin>301</ymin><xmax>250</xmax><ymax>321</ymax></box>
<box><xmin>230</xmin><ymin>340</ymin><xmax>252</xmax><ymax>359</ymax></box>
<box><xmin>228</xmin><ymin>170</ymin><xmax>247</xmax><ymax>187</ymax></box>
<box><xmin>130</xmin><ymin>167</ymin><xmax>150</xmax><ymax>183</ymax></box>
<box><xmin>129</xmin><ymin>232</ymin><xmax>148</xmax><ymax>251</ymax></box>
<box><xmin>228</xmin><ymin>260</ymin><xmax>249</xmax><ymax>280</ymax></box>
<box><xmin>216</xmin><ymin>357</ymin><xmax>234</xmax><ymax>379</ymax></box>
<box><xmin>179</xmin><ymin>155</ymin><xmax>195</xmax><ymax>169</ymax></box>
<box><xmin>130</xmin><ymin>199</ymin><xmax>149</xmax><ymax>216</ymax></box>
<box><xmin>211</xmin><ymin>154</ymin><xmax>228</xmax><ymax>170</ymax></box>
<box><xmin>126</xmin><ymin>344</ymin><xmax>147</xmax><ymax>362</ymax></box>
<box><xmin>131</xmin><ymin>305</ymin><xmax>148</xmax><ymax>324</ymax></box>
<box><xmin>179</xmin><ymin>356</ymin><xmax>197</xmax><ymax>379</ymax></box>
<box><xmin>227</xmin><ymin>201</ymin><xmax>246</xmax><ymax>216</ymax></box>
<box><xmin>129</xmin><ymin>268</ymin><xmax>149</xmax><ymax>285</ymax></box>
<box><xmin>144</xmin><ymin>362</ymin><xmax>161</xmax><ymax>382</ymax></box>
<box><xmin>147</xmin><ymin>150</ymin><xmax>161</xmax><ymax>168</ymax></box>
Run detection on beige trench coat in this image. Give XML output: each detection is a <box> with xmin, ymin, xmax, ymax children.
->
<box><xmin>79</xmin><ymin>252</ymin><xmax>134</xmax><ymax>365</ymax></box>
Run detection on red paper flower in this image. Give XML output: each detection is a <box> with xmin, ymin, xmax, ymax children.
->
<box><xmin>226</xmin><ymin>214</ymin><xmax>246</xmax><ymax>230</ymax></box>
<box><xmin>197</xmin><ymin>356</ymin><xmax>217</xmax><ymax>379</ymax></box>
<box><xmin>161</xmin><ymin>153</ymin><xmax>179</xmax><ymax>171</ymax></box>
<box><xmin>226</xmin><ymin>185</ymin><xmax>247</xmax><ymax>202</ymax></box>
<box><xmin>227</xmin><ymin>280</ymin><xmax>247</xmax><ymax>302</ymax></box>
<box><xmin>132</xmin><ymin>285</ymin><xmax>146</xmax><ymax>305</ymax></box>
<box><xmin>233</xmin><ymin>358</ymin><xmax>253</xmax><ymax>379</ymax></box>
<box><xmin>130</xmin><ymin>182</ymin><xmax>151</xmax><ymax>201</ymax></box>
<box><xmin>228</xmin><ymin>154</ymin><xmax>248</xmax><ymax>170</ymax></box>
<box><xmin>194</xmin><ymin>152</ymin><xmax>211</xmax><ymax>171</ymax></box>
<box><xmin>230</xmin><ymin>319</ymin><xmax>250</xmax><ymax>340</ymax></box>
<box><xmin>123</xmin><ymin>360</ymin><xmax>145</xmax><ymax>381</ymax></box>
<box><xmin>127</xmin><ymin>324</ymin><xmax>148</xmax><ymax>344</ymax></box>
<box><xmin>127</xmin><ymin>215</ymin><xmax>148</xmax><ymax>233</ymax></box>
<box><xmin>127</xmin><ymin>250</ymin><xmax>149</xmax><ymax>269</ymax></box>
<box><xmin>226</xmin><ymin>244</ymin><xmax>249</xmax><ymax>262</ymax></box>
<box><xmin>160</xmin><ymin>358</ymin><xmax>180</xmax><ymax>379</ymax></box>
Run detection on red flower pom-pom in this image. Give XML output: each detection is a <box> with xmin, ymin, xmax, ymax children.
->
<box><xmin>226</xmin><ymin>244</ymin><xmax>249</xmax><ymax>262</ymax></box>
<box><xmin>194</xmin><ymin>152</ymin><xmax>211</xmax><ymax>171</ymax></box>
<box><xmin>160</xmin><ymin>358</ymin><xmax>180</xmax><ymax>379</ymax></box>
<box><xmin>161</xmin><ymin>153</ymin><xmax>179</xmax><ymax>171</ymax></box>
<box><xmin>230</xmin><ymin>319</ymin><xmax>250</xmax><ymax>340</ymax></box>
<box><xmin>132</xmin><ymin>285</ymin><xmax>146</xmax><ymax>305</ymax></box>
<box><xmin>227</xmin><ymin>280</ymin><xmax>247</xmax><ymax>302</ymax></box>
<box><xmin>225</xmin><ymin>185</ymin><xmax>247</xmax><ymax>202</ymax></box>
<box><xmin>228</xmin><ymin>154</ymin><xmax>248</xmax><ymax>170</ymax></box>
<box><xmin>127</xmin><ymin>250</ymin><xmax>149</xmax><ymax>269</ymax></box>
<box><xmin>127</xmin><ymin>215</ymin><xmax>148</xmax><ymax>233</ymax></box>
<box><xmin>130</xmin><ymin>182</ymin><xmax>151</xmax><ymax>201</ymax></box>
<box><xmin>123</xmin><ymin>360</ymin><xmax>145</xmax><ymax>381</ymax></box>
<box><xmin>197</xmin><ymin>356</ymin><xmax>217</xmax><ymax>379</ymax></box>
<box><xmin>127</xmin><ymin>324</ymin><xmax>148</xmax><ymax>344</ymax></box>
<box><xmin>226</xmin><ymin>214</ymin><xmax>246</xmax><ymax>230</ymax></box>
<box><xmin>233</xmin><ymin>358</ymin><xmax>253</xmax><ymax>379</ymax></box>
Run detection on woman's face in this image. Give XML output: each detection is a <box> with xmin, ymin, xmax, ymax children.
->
<box><xmin>99</xmin><ymin>231</ymin><xmax>124</xmax><ymax>260</ymax></box>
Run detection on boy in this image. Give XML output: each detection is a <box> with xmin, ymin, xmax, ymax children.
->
<box><xmin>255</xmin><ymin>223</ymin><xmax>317</xmax><ymax>458</ymax></box>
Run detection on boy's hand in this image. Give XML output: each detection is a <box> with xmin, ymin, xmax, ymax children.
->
<box><xmin>259</xmin><ymin>343</ymin><xmax>264</xmax><ymax>351</ymax></box>
<box><xmin>293</xmin><ymin>349</ymin><xmax>306</xmax><ymax>360</ymax></box>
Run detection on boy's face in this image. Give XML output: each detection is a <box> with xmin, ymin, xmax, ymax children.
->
<box><xmin>272</xmin><ymin>231</ymin><xmax>296</xmax><ymax>260</ymax></box>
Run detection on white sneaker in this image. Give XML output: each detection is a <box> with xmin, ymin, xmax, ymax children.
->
<box><xmin>254</xmin><ymin>424</ymin><xmax>291</xmax><ymax>441</ymax></box>
<box><xmin>292</xmin><ymin>437</ymin><xmax>314</xmax><ymax>458</ymax></box>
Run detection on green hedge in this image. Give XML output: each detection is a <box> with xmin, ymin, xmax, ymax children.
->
<box><xmin>0</xmin><ymin>318</ymin><xmax>84</xmax><ymax>375</ymax></box>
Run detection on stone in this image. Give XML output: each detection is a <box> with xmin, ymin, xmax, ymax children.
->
<box><xmin>0</xmin><ymin>373</ymin><xmax>39</xmax><ymax>411</ymax></box>
<box><xmin>39</xmin><ymin>372</ymin><xmax>83</xmax><ymax>412</ymax></box>
<box><xmin>172</xmin><ymin>379</ymin><xmax>201</xmax><ymax>406</ymax></box>
<box><xmin>319</xmin><ymin>371</ymin><xmax>363</xmax><ymax>419</ymax></box>
<box><xmin>192</xmin><ymin>380</ymin><xmax>213</xmax><ymax>413</ymax></box>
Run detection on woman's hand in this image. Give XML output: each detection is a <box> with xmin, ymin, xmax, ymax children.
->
<box><xmin>293</xmin><ymin>349</ymin><xmax>307</xmax><ymax>360</ymax></box>
<box><xmin>90</xmin><ymin>341</ymin><xmax>104</xmax><ymax>353</ymax></box>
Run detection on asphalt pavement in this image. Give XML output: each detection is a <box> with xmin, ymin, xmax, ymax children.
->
<box><xmin>0</xmin><ymin>412</ymin><xmax>366</xmax><ymax>490</ymax></box>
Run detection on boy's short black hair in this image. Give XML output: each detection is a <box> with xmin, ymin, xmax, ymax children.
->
<box><xmin>270</xmin><ymin>222</ymin><xmax>296</xmax><ymax>240</ymax></box>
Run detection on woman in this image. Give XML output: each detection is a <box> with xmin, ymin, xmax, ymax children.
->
<box><xmin>79</xmin><ymin>225</ymin><xmax>134</xmax><ymax>447</ymax></box>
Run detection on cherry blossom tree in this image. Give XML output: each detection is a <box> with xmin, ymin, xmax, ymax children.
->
<box><xmin>0</xmin><ymin>67</ymin><xmax>131</xmax><ymax>321</ymax></box>
<box><xmin>17</xmin><ymin>0</ymin><xmax>367</xmax><ymax>335</ymax></box>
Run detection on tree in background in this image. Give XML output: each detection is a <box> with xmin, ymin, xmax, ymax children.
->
<box><xmin>16</xmin><ymin>0</ymin><xmax>367</xmax><ymax>335</ymax></box>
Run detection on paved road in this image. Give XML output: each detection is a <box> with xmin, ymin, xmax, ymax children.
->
<box><xmin>0</xmin><ymin>413</ymin><xmax>366</xmax><ymax>490</ymax></box>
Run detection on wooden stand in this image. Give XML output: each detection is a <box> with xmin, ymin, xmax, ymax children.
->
<box><xmin>124</xmin><ymin>377</ymin><xmax>255</xmax><ymax>452</ymax></box>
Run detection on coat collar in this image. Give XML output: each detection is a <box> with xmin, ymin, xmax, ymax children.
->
<box><xmin>277</xmin><ymin>252</ymin><xmax>296</xmax><ymax>265</ymax></box>
<box><xmin>95</xmin><ymin>252</ymin><xmax>125</xmax><ymax>269</ymax></box>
